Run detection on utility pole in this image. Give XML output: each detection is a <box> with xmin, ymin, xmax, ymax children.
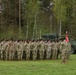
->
<box><xmin>19</xmin><ymin>0</ymin><xmax>21</xmax><ymax>38</ymax></box>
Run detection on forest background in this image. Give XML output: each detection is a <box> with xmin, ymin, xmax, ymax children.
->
<box><xmin>0</xmin><ymin>0</ymin><xmax>76</xmax><ymax>40</ymax></box>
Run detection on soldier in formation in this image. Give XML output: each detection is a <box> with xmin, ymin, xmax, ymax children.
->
<box><xmin>0</xmin><ymin>39</ymin><xmax>71</xmax><ymax>61</ymax></box>
<box><xmin>45</xmin><ymin>40</ymin><xmax>52</xmax><ymax>59</ymax></box>
<box><xmin>60</xmin><ymin>39</ymin><xmax>71</xmax><ymax>63</ymax></box>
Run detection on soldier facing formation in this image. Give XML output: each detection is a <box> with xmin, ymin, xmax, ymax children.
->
<box><xmin>0</xmin><ymin>39</ymin><xmax>71</xmax><ymax>61</ymax></box>
<box><xmin>60</xmin><ymin>39</ymin><xmax>71</xmax><ymax>63</ymax></box>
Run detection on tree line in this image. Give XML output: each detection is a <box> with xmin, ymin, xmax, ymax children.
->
<box><xmin>0</xmin><ymin>0</ymin><xmax>76</xmax><ymax>40</ymax></box>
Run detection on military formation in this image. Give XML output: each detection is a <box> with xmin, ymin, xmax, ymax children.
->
<box><xmin>0</xmin><ymin>39</ymin><xmax>71</xmax><ymax>63</ymax></box>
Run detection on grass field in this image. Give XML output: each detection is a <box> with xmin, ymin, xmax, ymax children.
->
<box><xmin>0</xmin><ymin>55</ymin><xmax>76</xmax><ymax>75</ymax></box>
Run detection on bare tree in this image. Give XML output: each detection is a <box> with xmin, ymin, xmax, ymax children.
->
<box><xmin>19</xmin><ymin>0</ymin><xmax>21</xmax><ymax>38</ymax></box>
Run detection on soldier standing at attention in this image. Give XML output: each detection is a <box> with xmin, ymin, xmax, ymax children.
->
<box><xmin>26</xmin><ymin>40</ymin><xmax>31</xmax><ymax>60</ymax></box>
<box><xmin>8</xmin><ymin>40</ymin><xmax>15</xmax><ymax>61</ymax></box>
<box><xmin>46</xmin><ymin>40</ymin><xmax>52</xmax><ymax>59</ymax></box>
<box><xmin>54</xmin><ymin>40</ymin><xmax>59</xmax><ymax>59</ymax></box>
<box><xmin>23</xmin><ymin>40</ymin><xmax>27</xmax><ymax>60</ymax></box>
<box><xmin>61</xmin><ymin>39</ymin><xmax>69</xmax><ymax>64</ymax></box>
<box><xmin>51</xmin><ymin>41</ymin><xmax>55</xmax><ymax>59</ymax></box>
<box><xmin>0</xmin><ymin>40</ymin><xmax>6</xmax><ymax>60</ymax></box>
<box><xmin>32</xmin><ymin>40</ymin><xmax>37</xmax><ymax>60</ymax></box>
<box><xmin>5</xmin><ymin>40</ymin><xmax>10</xmax><ymax>60</ymax></box>
<box><xmin>58</xmin><ymin>40</ymin><xmax>63</xmax><ymax>59</ymax></box>
<box><xmin>39</xmin><ymin>39</ymin><xmax>45</xmax><ymax>60</ymax></box>
<box><xmin>17</xmin><ymin>40</ymin><xmax>23</xmax><ymax>60</ymax></box>
<box><xmin>14</xmin><ymin>40</ymin><xmax>18</xmax><ymax>60</ymax></box>
<box><xmin>66</xmin><ymin>41</ymin><xmax>71</xmax><ymax>59</ymax></box>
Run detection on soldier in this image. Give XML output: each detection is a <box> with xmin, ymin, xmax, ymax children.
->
<box><xmin>39</xmin><ymin>40</ymin><xmax>45</xmax><ymax>60</ymax></box>
<box><xmin>30</xmin><ymin>40</ymin><xmax>34</xmax><ymax>60</ymax></box>
<box><xmin>8</xmin><ymin>40</ymin><xmax>15</xmax><ymax>61</ymax></box>
<box><xmin>54</xmin><ymin>41</ymin><xmax>59</xmax><ymax>59</ymax></box>
<box><xmin>17</xmin><ymin>40</ymin><xmax>23</xmax><ymax>60</ymax></box>
<box><xmin>32</xmin><ymin>40</ymin><xmax>38</xmax><ymax>60</ymax></box>
<box><xmin>51</xmin><ymin>41</ymin><xmax>55</xmax><ymax>59</ymax></box>
<box><xmin>14</xmin><ymin>40</ymin><xmax>18</xmax><ymax>60</ymax></box>
<box><xmin>46</xmin><ymin>40</ymin><xmax>52</xmax><ymax>59</ymax></box>
<box><xmin>36</xmin><ymin>39</ymin><xmax>40</xmax><ymax>60</ymax></box>
<box><xmin>58</xmin><ymin>40</ymin><xmax>62</xmax><ymax>59</ymax></box>
<box><xmin>67</xmin><ymin>42</ymin><xmax>71</xmax><ymax>59</ymax></box>
<box><xmin>0</xmin><ymin>40</ymin><xmax>6</xmax><ymax>60</ymax></box>
<box><xmin>61</xmin><ymin>39</ymin><xmax>69</xmax><ymax>63</ymax></box>
<box><xmin>0</xmin><ymin>41</ymin><xmax>3</xmax><ymax>60</ymax></box>
<box><xmin>23</xmin><ymin>40</ymin><xmax>27</xmax><ymax>60</ymax></box>
<box><xmin>26</xmin><ymin>40</ymin><xmax>31</xmax><ymax>60</ymax></box>
<box><xmin>5</xmin><ymin>40</ymin><xmax>10</xmax><ymax>60</ymax></box>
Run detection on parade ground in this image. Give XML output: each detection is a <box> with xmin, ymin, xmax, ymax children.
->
<box><xmin>0</xmin><ymin>55</ymin><xmax>76</xmax><ymax>75</ymax></box>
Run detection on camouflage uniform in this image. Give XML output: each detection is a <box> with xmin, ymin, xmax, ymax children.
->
<box><xmin>51</xmin><ymin>41</ymin><xmax>55</xmax><ymax>59</ymax></box>
<box><xmin>23</xmin><ymin>41</ymin><xmax>27</xmax><ymax>60</ymax></box>
<box><xmin>0</xmin><ymin>42</ymin><xmax>3</xmax><ymax>59</ymax></box>
<box><xmin>17</xmin><ymin>41</ymin><xmax>23</xmax><ymax>60</ymax></box>
<box><xmin>32</xmin><ymin>41</ymin><xmax>37</xmax><ymax>60</ymax></box>
<box><xmin>14</xmin><ymin>40</ymin><xmax>18</xmax><ymax>60</ymax></box>
<box><xmin>54</xmin><ymin>42</ymin><xmax>59</xmax><ymax>59</ymax></box>
<box><xmin>8</xmin><ymin>41</ymin><xmax>15</xmax><ymax>60</ymax></box>
<box><xmin>0</xmin><ymin>41</ymin><xmax>7</xmax><ymax>60</ymax></box>
<box><xmin>67</xmin><ymin>42</ymin><xmax>71</xmax><ymax>59</ymax></box>
<box><xmin>58</xmin><ymin>41</ymin><xmax>62</xmax><ymax>59</ymax></box>
<box><xmin>46</xmin><ymin>41</ymin><xmax>52</xmax><ymax>59</ymax></box>
<box><xmin>39</xmin><ymin>41</ymin><xmax>45</xmax><ymax>60</ymax></box>
<box><xmin>5</xmin><ymin>41</ymin><xmax>10</xmax><ymax>60</ymax></box>
<box><xmin>26</xmin><ymin>42</ymin><xmax>31</xmax><ymax>60</ymax></box>
<box><xmin>61</xmin><ymin>40</ymin><xmax>68</xmax><ymax>63</ymax></box>
<box><xmin>0</xmin><ymin>41</ymin><xmax>4</xmax><ymax>59</ymax></box>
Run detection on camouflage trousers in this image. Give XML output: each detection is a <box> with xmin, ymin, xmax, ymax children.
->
<box><xmin>5</xmin><ymin>51</ymin><xmax>9</xmax><ymax>60</ymax></box>
<box><xmin>26</xmin><ymin>50</ymin><xmax>30</xmax><ymax>60</ymax></box>
<box><xmin>67</xmin><ymin>51</ymin><xmax>70</xmax><ymax>59</ymax></box>
<box><xmin>52</xmin><ymin>49</ymin><xmax>58</xmax><ymax>59</ymax></box>
<box><xmin>0</xmin><ymin>50</ymin><xmax>4</xmax><ymax>59</ymax></box>
<box><xmin>61</xmin><ymin>51</ymin><xmax>68</xmax><ymax>63</ymax></box>
<box><xmin>46</xmin><ymin>50</ymin><xmax>51</xmax><ymax>59</ymax></box>
<box><xmin>39</xmin><ymin>50</ymin><xmax>44</xmax><ymax>60</ymax></box>
<box><xmin>9</xmin><ymin>51</ymin><xmax>15</xmax><ymax>60</ymax></box>
<box><xmin>17</xmin><ymin>51</ymin><xmax>23</xmax><ymax>60</ymax></box>
<box><xmin>32</xmin><ymin>50</ymin><xmax>37</xmax><ymax>60</ymax></box>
